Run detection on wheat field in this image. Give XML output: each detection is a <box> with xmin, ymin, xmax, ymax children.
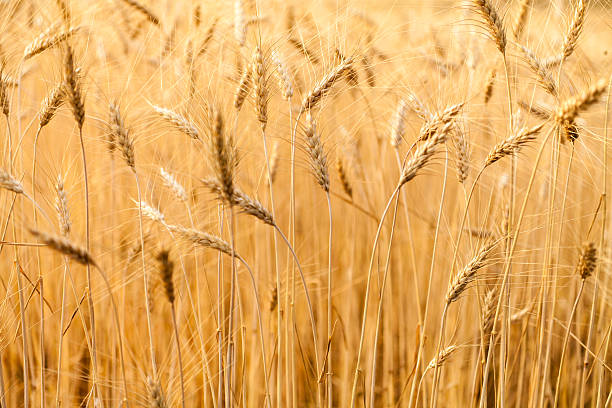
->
<box><xmin>0</xmin><ymin>0</ymin><xmax>610</xmax><ymax>407</ymax></box>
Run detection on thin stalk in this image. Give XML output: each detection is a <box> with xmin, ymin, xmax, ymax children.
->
<box><xmin>408</xmin><ymin>151</ymin><xmax>451</xmax><ymax>408</ymax></box>
<box><xmin>171</xmin><ymin>303</ymin><xmax>186</xmax><ymax>408</ymax></box>
<box><xmin>479</xmin><ymin>128</ymin><xmax>554</xmax><ymax>405</ymax></box>
<box><xmin>325</xmin><ymin>192</ymin><xmax>333</xmax><ymax>408</ymax></box>
<box><xmin>134</xmin><ymin>172</ymin><xmax>158</xmax><ymax>378</ymax></box>
<box><xmin>350</xmin><ymin>184</ymin><xmax>401</xmax><ymax>407</ymax></box>
<box><xmin>259</xmin><ymin>126</ymin><xmax>284</xmax><ymax>408</ymax></box>
<box><xmin>553</xmin><ymin>279</ymin><xmax>586</xmax><ymax>406</ymax></box>
<box><xmin>368</xmin><ymin>192</ymin><xmax>401</xmax><ymax>407</ymax></box>
<box><xmin>77</xmin><ymin>126</ymin><xmax>102</xmax><ymax>404</ymax></box>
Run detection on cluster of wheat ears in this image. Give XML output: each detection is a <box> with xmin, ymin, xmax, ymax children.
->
<box><xmin>0</xmin><ymin>0</ymin><xmax>610</xmax><ymax>406</ymax></box>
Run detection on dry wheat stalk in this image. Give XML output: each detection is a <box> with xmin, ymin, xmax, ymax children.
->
<box><xmin>234</xmin><ymin>64</ymin><xmax>252</xmax><ymax>110</ymax></box>
<box><xmin>63</xmin><ymin>46</ymin><xmax>85</xmax><ymax>130</ymax></box>
<box><xmin>146</xmin><ymin>377</ymin><xmax>168</xmax><ymax>408</ymax></box>
<box><xmin>337</xmin><ymin>156</ymin><xmax>353</xmax><ymax>199</ymax></box>
<box><xmin>196</xmin><ymin>18</ymin><xmax>218</xmax><ymax>58</ymax></box>
<box><xmin>109</xmin><ymin>102</ymin><xmax>135</xmax><ymax>169</ymax></box>
<box><xmin>152</xmin><ymin>105</ymin><xmax>200</xmax><ymax>140</ymax></box>
<box><xmin>166</xmin><ymin>224</ymin><xmax>235</xmax><ymax>258</ymax></box>
<box><xmin>0</xmin><ymin>169</ymin><xmax>24</xmax><ymax>194</ymax></box>
<box><xmin>484</xmin><ymin>68</ymin><xmax>496</xmax><ymax>104</ymax></box>
<box><xmin>300</xmin><ymin>55</ymin><xmax>354</xmax><ymax>113</ymax></box>
<box><xmin>23</xmin><ymin>26</ymin><xmax>80</xmax><ymax>60</ymax></box>
<box><xmin>446</xmin><ymin>241</ymin><xmax>496</xmax><ymax>304</ymax></box>
<box><xmin>271</xmin><ymin>50</ymin><xmax>294</xmax><ymax>100</ymax></box>
<box><xmin>288</xmin><ymin>37</ymin><xmax>319</xmax><ymax>64</ymax></box>
<box><xmin>156</xmin><ymin>250</ymin><xmax>175</xmax><ymax>303</ymax></box>
<box><xmin>427</xmin><ymin>345</ymin><xmax>458</xmax><ymax>370</ymax></box>
<box><xmin>55</xmin><ymin>176</ymin><xmax>71</xmax><ymax>236</ymax></box>
<box><xmin>160</xmin><ymin>168</ymin><xmax>188</xmax><ymax>202</ymax></box>
<box><xmin>390</xmin><ymin>99</ymin><xmax>408</xmax><ymax>148</ymax></box>
<box><xmin>251</xmin><ymin>46</ymin><xmax>268</xmax><ymax>128</ymax></box>
<box><xmin>513</xmin><ymin>0</ymin><xmax>530</xmax><ymax>39</ymax></box>
<box><xmin>420</xmin><ymin>102</ymin><xmax>463</xmax><ymax>141</ymax></box>
<box><xmin>39</xmin><ymin>83</ymin><xmax>65</xmax><ymax>129</ymax></box>
<box><xmin>481</xmin><ymin>288</ymin><xmax>497</xmax><ymax>338</ymax></box>
<box><xmin>484</xmin><ymin>123</ymin><xmax>543</xmax><ymax>167</ymax></box>
<box><xmin>207</xmin><ymin>108</ymin><xmax>236</xmax><ymax>202</ymax></box>
<box><xmin>399</xmin><ymin>122</ymin><xmax>451</xmax><ymax>187</ymax></box>
<box><xmin>555</xmin><ymin>79</ymin><xmax>608</xmax><ymax>124</ymax></box>
<box><xmin>119</xmin><ymin>0</ymin><xmax>160</xmax><ymax>26</ymax></box>
<box><xmin>304</xmin><ymin>114</ymin><xmax>330</xmax><ymax>192</ymax></box>
<box><xmin>576</xmin><ymin>242</ymin><xmax>597</xmax><ymax>280</ymax></box>
<box><xmin>268</xmin><ymin>141</ymin><xmax>280</xmax><ymax>185</ymax></box>
<box><xmin>234</xmin><ymin>0</ymin><xmax>246</xmax><ymax>46</ymax></box>
<box><xmin>454</xmin><ymin>129</ymin><xmax>470</xmax><ymax>184</ymax></box>
<box><xmin>561</xmin><ymin>0</ymin><xmax>585</xmax><ymax>61</ymax></box>
<box><xmin>30</xmin><ymin>229</ymin><xmax>96</xmax><ymax>266</ymax></box>
<box><xmin>471</xmin><ymin>0</ymin><xmax>506</xmax><ymax>54</ymax></box>
<box><xmin>201</xmin><ymin>178</ymin><xmax>275</xmax><ymax>226</ymax></box>
<box><xmin>519</xmin><ymin>45</ymin><xmax>557</xmax><ymax>96</ymax></box>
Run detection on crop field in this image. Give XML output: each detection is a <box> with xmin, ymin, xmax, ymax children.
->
<box><xmin>0</xmin><ymin>0</ymin><xmax>610</xmax><ymax>407</ymax></box>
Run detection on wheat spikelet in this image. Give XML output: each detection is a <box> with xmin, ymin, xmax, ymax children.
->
<box><xmin>288</xmin><ymin>37</ymin><xmax>319</xmax><ymax>64</ymax></box>
<box><xmin>146</xmin><ymin>377</ymin><xmax>168</xmax><ymax>408</ymax></box>
<box><xmin>63</xmin><ymin>46</ymin><xmax>85</xmax><ymax>130</ymax></box>
<box><xmin>513</xmin><ymin>0</ymin><xmax>530</xmax><ymax>39</ymax></box>
<box><xmin>454</xmin><ymin>129</ymin><xmax>470</xmax><ymax>184</ymax></box>
<box><xmin>0</xmin><ymin>169</ymin><xmax>24</xmax><ymax>194</ymax></box>
<box><xmin>193</xmin><ymin>5</ymin><xmax>201</xmax><ymax>27</ymax></box>
<box><xmin>271</xmin><ymin>50</ymin><xmax>294</xmax><ymax>100</ymax></box>
<box><xmin>152</xmin><ymin>105</ymin><xmax>200</xmax><ymax>140</ymax></box>
<box><xmin>304</xmin><ymin>114</ymin><xmax>330</xmax><ymax>192</ymax></box>
<box><xmin>362</xmin><ymin>54</ymin><xmax>376</xmax><ymax>87</ymax></box>
<box><xmin>471</xmin><ymin>0</ymin><xmax>507</xmax><ymax>54</ymax></box>
<box><xmin>483</xmin><ymin>68</ymin><xmax>496</xmax><ymax>104</ymax></box>
<box><xmin>119</xmin><ymin>0</ymin><xmax>160</xmax><ymax>26</ymax></box>
<box><xmin>160</xmin><ymin>168</ymin><xmax>188</xmax><ymax>202</ymax></box>
<box><xmin>419</xmin><ymin>102</ymin><xmax>463</xmax><ymax>141</ymax></box>
<box><xmin>300</xmin><ymin>55</ymin><xmax>354</xmax><ymax>113</ymax></box>
<box><xmin>234</xmin><ymin>63</ymin><xmax>252</xmax><ymax>110</ymax></box>
<box><xmin>561</xmin><ymin>0</ymin><xmax>585</xmax><ymax>61</ymax></box>
<box><xmin>0</xmin><ymin>74</ymin><xmax>8</xmax><ymax>116</ymax></box>
<box><xmin>207</xmin><ymin>108</ymin><xmax>236</xmax><ymax>202</ymax></box>
<box><xmin>390</xmin><ymin>99</ymin><xmax>408</xmax><ymax>148</ymax></box>
<box><xmin>446</xmin><ymin>241</ymin><xmax>496</xmax><ymax>304</ymax></box>
<box><xmin>39</xmin><ymin>83</ymin><xmax>65</xmax><ymax>129</ymax></box>
<box><xmin>267</xmin><ymin>141</ymin><xmax>280</xmax><ymax>185</ymax></box>
<box><xmin>484</xmin><ymin>124</ymin><xmax>543</xmax><ymax>167</ymax></box>
<box><xmin>55</xmin><ymin>175</ymin><xmax>71</xmax><ymax>236</ymax></box>
<box><xmin>156</xmin><ymin>250</ymin><xmax>175</xmax><ymax>304</ymax></box>
<box><xmin>576</xmin><ymin>242</ymin><xmax>597</xmax><ymax>280</ymax></box>
<box><xmin>251</xmin><ymin>46</ymin><xmax>268</xmax><ymax>128</ymax></box>
<box><xmin>109</xmin><ymin>102</ymin><xmax>135</xmax><ymax>169</ymax></box>
<box><xmin>23</xmin><ymin>26</ymin><xmax>80</xmax><ymax>60</ymax></box>
<box><xmin>563</xmin><ymin>120</ymin><xmax>580</xmax><ymax>143</ymax></box>
<box><xmin>518</xmin><ymin>100</ymin><xmax>551</xmax><ymax>120</ymax></box>
<box><xmin>399</xmin><ymin>122</ymin><xmax>451</xmax><ymax>187</ymax></box>
<box><xmin>166</xmin><ymin>224</ymin><xmax>235</xmax><ymax>258</ymax></box>
<box><xmin>234</xmin><ymin>0</ymin><xmax>246</xmax><ymax>46</ymax></box>
<box><xmin>335</xmin><ymin>49</ymin><xmax>359</xmax><ymax>86</ymax></box>
<box><xmin>519</xmin><ymin>45</ymin><xmax>557</xmax><ymax>96</ymax></box>
<box><xmin>30</xmin><ymin>229</ymin><xmax>96</xmax><ymax>266</ymax></box>
<box><xmin>337</xmin><ymin>156</ymin><xmax>353</xmax><ymax>199</ymax></box>
<box><xmin>196</xmin><ymin>18</ymin><xmax>218</xmax><ymax>58</ymax></box>
<box><xmin>55</xmin><ymin>0</ymin><xmax>71</xmax><ymax>25</ymax></box>
<box><xmin>406</xmin><ymin>92</ymin><xmax>431</xmax><ymax>121</ymax></box>
<box><xmin>555</xmin><ymin>79</ymin><xmax>608</xmax><ymax>124</ymax></box>
<box><xmin>201</xmin><ymin>178</ymin><xmax>275</xmax><ymax>226</ymax></box>
<box><xmin>427</xmin><ymin>345</ymin><xmax>458</xmax><ymax>370</ymax></box>
<box><xmin>139</xmin><ymin>201</ymin><xmax>166</xmax><ymax>225</ymax></box>
<box><xmin>481</xmin><ymin>288</ymin><xmax>497</xmax><ymax>338</ymax></box>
